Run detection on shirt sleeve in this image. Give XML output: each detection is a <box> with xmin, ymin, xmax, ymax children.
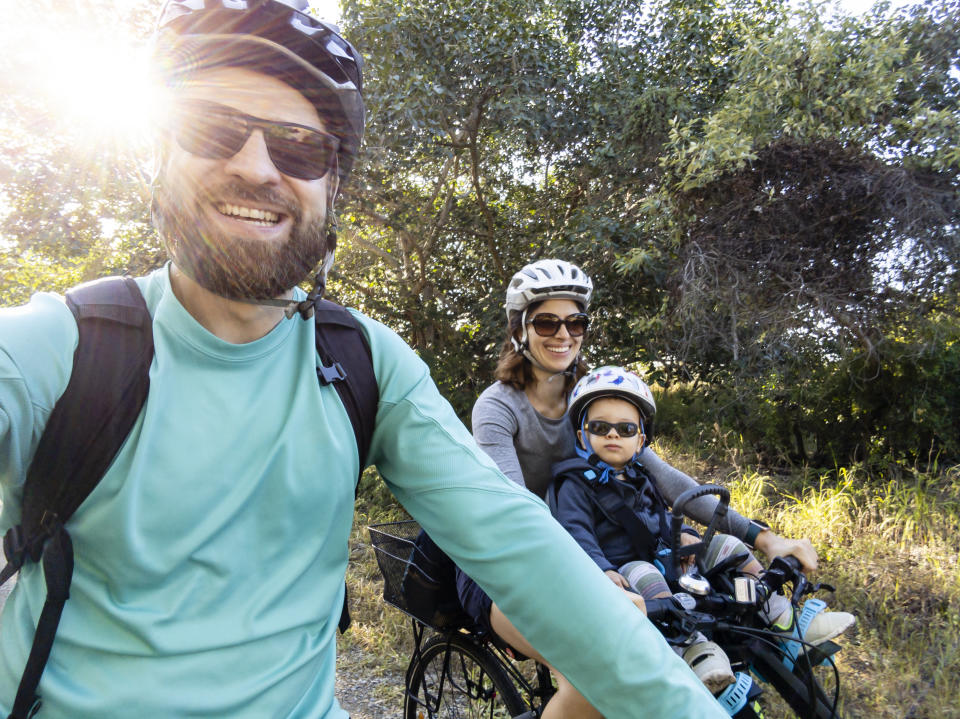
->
<box><xmin>470</xmin><ymin>387</ymin><xmax>525</xmax><ymax>488</ymax></box>
<box><xmin>642</xmin><ymin>448</ymin><xmax>750</xmax><ymax>540</ymax></box>
<box><xmin>358</xmin><ymin>315</ymin><xmax>725</xmax><ymax>718</ymax></box>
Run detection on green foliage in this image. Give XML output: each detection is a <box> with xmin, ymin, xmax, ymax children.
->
<box><xmin>0</xmin><ymin>2</ymin><xmax>162</xmax><ymax>307</ymax></box>
<box><xmin>3</xmin><ymin>0</ymin><xmax>957</xmax><ymax>468</ymax></box>
<box><xmin>657</xmin><ymin>314</ymin><xmax>960</xmax><ymax>467</ymax></box>
<box><xmin>616</xmin><ymin>1</ymin><xmax>960</xmax><ymax>467</ymax></box>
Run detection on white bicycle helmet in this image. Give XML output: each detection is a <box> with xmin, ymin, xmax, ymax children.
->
<box><xmin>505</xmin><ymin>259</ymin><xmax>593</xmax><ymax>318</ymax></box>
<box><xmin>568</xmin><ymin>366</ymin><xmax>656</xmax><ymax>431</ymax></box>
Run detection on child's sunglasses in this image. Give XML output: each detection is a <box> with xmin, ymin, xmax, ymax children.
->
<box><xmin>527</xmin><ymin>312</ymin><xmax>590</xmax><ymax>337</ymax></box>
<box><xmin>170</xmin><ymin>100</ymin><xmax>340</xmax><ymax>181</ymax></box>
<box><xmin>585</xmin><ymin>420</ymin><xmax>640</xmax><ymax>438</ymax></box>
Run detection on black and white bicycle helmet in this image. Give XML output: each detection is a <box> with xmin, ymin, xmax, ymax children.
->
<box><xmin>153</xmin><ymin>0</ymin><xmax>365</xmax><ymax>185</ymax></box>
<box><xmin>568</xmin><ymin>365</ymin><xmax>656</xmax><ymax>432</ymax></box>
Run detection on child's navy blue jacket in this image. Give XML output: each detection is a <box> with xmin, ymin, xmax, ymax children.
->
<box><xmin>553</xmin><ymin>457</ymin><xmax>677</xmax><ymax>572</ymax></box>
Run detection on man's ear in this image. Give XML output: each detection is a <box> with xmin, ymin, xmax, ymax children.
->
<box><xmin>577</xmin><ymin>429</ymin><xmax>584</xmax><ymax>448</ymax></box>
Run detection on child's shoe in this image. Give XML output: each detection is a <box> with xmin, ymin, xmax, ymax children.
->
<box><xmin>682</xmin><ymin>640</ymin><xmax>736</xmax><ymax>694</ymax></box>
<box><xmin>772</xmin><ymin>606</ymin><xmax>856</xmax><ymax>646</ymax></box>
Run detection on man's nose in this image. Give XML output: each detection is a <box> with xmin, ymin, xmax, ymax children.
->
<box><xmin>222</xmin><ymin>129</ymin><xmax>282</xmax><ymax>185</ymax></box>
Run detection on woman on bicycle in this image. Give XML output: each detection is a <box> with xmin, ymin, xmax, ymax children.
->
<box><xmin>457</xmin><ymin>258</ymin><xmax>603</xmax><ymax>718</ymax></box>
<box><xmin>459</xmin><ymin>258</ymin><xmax>834</xmax><ymax>717</ymax></box>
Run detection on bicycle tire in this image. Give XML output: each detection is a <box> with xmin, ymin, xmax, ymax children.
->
<box><xmin>748</xmin><ymin>642</ymin><xmax>840</xmax><ymax>719</ymax></box>
<box><xmin>404</xmin><ymin>631</ymin><xmax>527</xmax><ymax>719</ymax></box>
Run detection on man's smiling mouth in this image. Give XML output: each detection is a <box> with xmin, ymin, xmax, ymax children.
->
<box><xmin>216</xmin><ymin>203</ymin><xmax>281</xmax><ymax>226</ymax></box>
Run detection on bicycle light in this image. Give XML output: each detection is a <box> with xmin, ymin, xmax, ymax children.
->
<box><xmin>734</xmin><ymin>576</ymin><xmax>757</xmax><ymax>604</ymax></box>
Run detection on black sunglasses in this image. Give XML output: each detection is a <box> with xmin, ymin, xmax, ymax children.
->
<box><xmin>170</xmin><ymin>100</ymin><xmax>340</xmax><ymax>181</ymax></box>
<box><xmin>527</xmin><ymin>312</ymin><xmax>590</xmax><ymax>337</ymax></box>
<box><xmin>585</xmin><ymin>420</ymin><xmax>641</xmax><ymax>438</ymax></box>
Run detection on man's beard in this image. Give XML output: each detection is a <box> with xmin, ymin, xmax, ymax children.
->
<box><xmin>152</xmin><ymin>178</ymin><xmax>330</xmax><ymax>300</ymax></box>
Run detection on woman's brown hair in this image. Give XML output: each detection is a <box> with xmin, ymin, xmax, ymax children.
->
<box><xmin>494</xmin><ymin>301</ymin><xmax>588</xmax><ymax>393</ymax></box>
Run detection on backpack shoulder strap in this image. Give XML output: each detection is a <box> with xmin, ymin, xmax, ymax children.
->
<box><xmin>1</xmin><ymin>276</ymin><xmax>153</xmax><ymax>719</ymax></box>
<box><xmin>20</xmin><ymin>277</ymin><xmax>154</xmax><ymax>536</ymax></box>
<box><xmin>312</xmin><ymin>299</ymin><xmax>378</xmax><ymax>480</ymax></box>
<box><xmin>311</xmin><ymin>299</ymin><xmax>379</xmax><ymax>634</ymax></box>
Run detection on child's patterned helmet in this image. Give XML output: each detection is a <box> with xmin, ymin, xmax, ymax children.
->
<box><xmin>568</xmin><ymin>366</ymin><xmax>656</xmax><ymax>429</ymax></box>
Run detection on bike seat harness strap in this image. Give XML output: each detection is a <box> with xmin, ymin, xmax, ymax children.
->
<box><xmin>553</xmin><ymin>458</ymin><xmax>676</xmax><ymax>580</ymax></box>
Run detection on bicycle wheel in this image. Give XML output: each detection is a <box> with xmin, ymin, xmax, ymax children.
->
<box><xmin>748</xmin><ymin>642</ymin><xmax>840</xmax><ymax>719</ymax></box>
<box><xmin>404</xmin><ymin>632</ymin><xmax>527</xmax><ymax>719</ymax></box>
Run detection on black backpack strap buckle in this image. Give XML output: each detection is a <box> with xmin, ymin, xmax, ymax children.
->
<box><xmin>1</xmin><ymin>526</ymin><xmax>30</xmax><ymax>582</ymax></box>
<box><xmin>317</xmin><ymin>360</ymin><xmax>347</xmax><ymax>385</ymax></box>
<box><xmin>2</xmin><ymin>521</ymin><xmax>48</xmax><ymax>572</ymax></box>
<box><xmin>39</xmin><ymin>510</ymin><xmax>62</xmax><ymax>537</ymax></box>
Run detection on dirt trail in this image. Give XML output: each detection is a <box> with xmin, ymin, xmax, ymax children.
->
<box><xmin>335</xmin><ymin>644</ymin><xmax>404</xmax><ymax>718</ymax></box>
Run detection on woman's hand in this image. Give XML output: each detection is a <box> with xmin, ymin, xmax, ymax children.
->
<box><xmin>678</xmin><ymin>532</ymin><xmax>699</xmax><ymax>571</ymax></box>
<box><xmin>605</xmin><ymin>569</ymin><xmax>630</xmax><ymax>589</ymax></box>
<box><xmin>754</xmin><ymin>530</ymin><xmax>819</xmax><ymax>573</ymax></box>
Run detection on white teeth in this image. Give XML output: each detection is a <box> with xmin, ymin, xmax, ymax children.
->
<box><xmin>217</xmin><ymin>203</ymin><xmax>280</xmax><ymax>223</ymax></box>
<box><xmin>547</xmin><ymin>346</ymin><xmax>571</xmax><ymax>353</ymax></box>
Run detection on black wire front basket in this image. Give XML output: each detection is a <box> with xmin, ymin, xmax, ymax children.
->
<box><xmin>367</xmin><ymin>520</ymin><xmax>468</xmax><ymax>630</ymax></box>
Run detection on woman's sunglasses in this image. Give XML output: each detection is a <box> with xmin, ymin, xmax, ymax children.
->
<box><xmin>527</xmin><ymin>312</ymin><xmax>590</xmax><ymax>337</ymax></box>
<box><xmin>169</xmin><ymin>100</ymin><xmax>340</xmax><ymax>181</ymax></box>
<box><xmin>585</xmin><ymin>420</ymin><xmax>641</xmax><ymax>438</ymax></box>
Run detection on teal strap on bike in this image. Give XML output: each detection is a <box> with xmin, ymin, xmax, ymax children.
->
<box><xmin>780</xmin><ymin>598</ymin><xmax>827</xmax><ymax>670</ymax></box>
<box><xmin>715</xmin><ymin>672</ymin><xmax>754</xmax><ymax>716</ymax></box>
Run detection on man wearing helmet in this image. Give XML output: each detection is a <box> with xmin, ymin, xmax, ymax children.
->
<box><xmin>0</xmin><ymin>3</ymin><xmax>726</xmax><ymax>718</ymax></box>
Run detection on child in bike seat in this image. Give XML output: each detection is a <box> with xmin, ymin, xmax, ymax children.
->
<box><xmin>552</xmin><ymin>366</ymin><xmax>855</xmax><ymax>694</ymax></box>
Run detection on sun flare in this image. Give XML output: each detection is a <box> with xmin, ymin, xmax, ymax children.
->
<box><xmin>5</xmin><ymin>5</ymin><xmax>163</xmax><ymax>150</ymax></box>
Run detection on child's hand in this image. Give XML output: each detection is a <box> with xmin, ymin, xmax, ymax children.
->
<box><xmin>620</xmin><ymin>587</ymin><xmax>647</xmax><ymax>616</ymax></box>
<box><xmin>605</xmin><ymin>569</ymin><xmax>629</xmax><ymax>589</ymax></box>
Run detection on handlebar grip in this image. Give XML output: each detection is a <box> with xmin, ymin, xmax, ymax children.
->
<box><xmin>780</xmin><ymin>555</ymin><xmax>802</xmax><ymax>571</ymax></box>
<box><xmin>644</xmin><ymin>596</ymin><xmax>682</xmax><ymax>622</ymax></box>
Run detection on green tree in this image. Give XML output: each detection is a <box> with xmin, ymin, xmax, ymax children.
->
<box><xmin>620</xmin><ymin>1</ymin><xmax>960</xmax><ymax>464</ymax></box>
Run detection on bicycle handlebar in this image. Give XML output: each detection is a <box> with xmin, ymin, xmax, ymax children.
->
<box><xmin>669</xmin><ymin>484</ymin><xmax>730</xmax><ymax>577</ymax></box>
<box><xmin>644</xmin><ymin>555</ymin><xmax>808</xmax><ymax>629</ymax></box>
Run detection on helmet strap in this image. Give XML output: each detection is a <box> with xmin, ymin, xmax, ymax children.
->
<box><xmin>511</xmin><ymin>308</ymin><xmax>529</xmax><ymax>354</ymax></box>
<box><xmin>573</xmin><ymin>442</ymin><xmax>617</xmax><ymax>484</ymax></box>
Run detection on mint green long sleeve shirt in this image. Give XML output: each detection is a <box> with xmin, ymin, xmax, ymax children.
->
<box><xmin>0</xmin><ymin>266</ymin><xmax>723</xmax><ymax>718</ymax></box>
